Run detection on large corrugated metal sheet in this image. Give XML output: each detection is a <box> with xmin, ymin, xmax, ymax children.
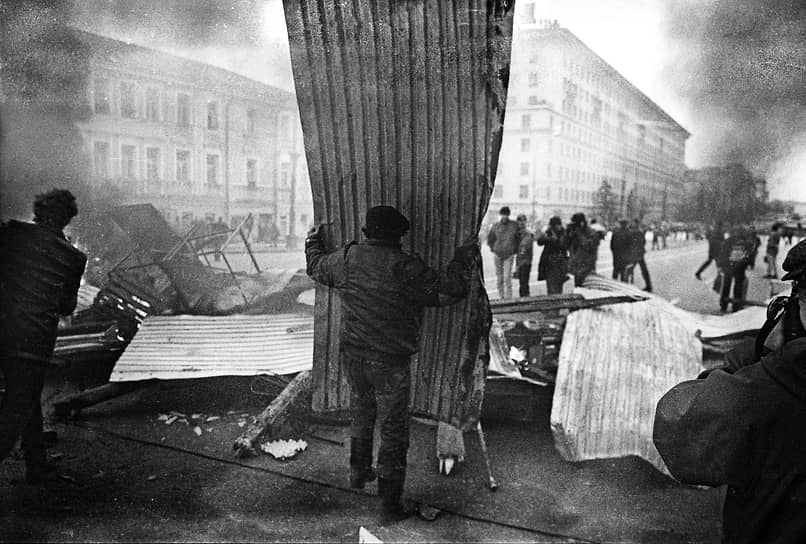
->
<box><xmin>550</xmin><ymin>297</ymin><xmax>703</xmax><ymax>474</ymax></box>
<box><xmin>283</xmin><ymin>0</ymin><xmax>515</xmax><ymax>429</ymax></box>
<box><xmin>581</xmin><ymin>275</ymin><xmax>767</xmax><ymax>340</ymax></box>
<box><xmin>109</xmin><ymin>314</ymin><xmax>313</xmax><ymax>382</ymax></box>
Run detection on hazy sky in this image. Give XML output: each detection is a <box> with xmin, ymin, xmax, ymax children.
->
<box><xmin>67</xmin><ymin>0</ymin><xmax>806</xmax><ymax>202</ymax></box>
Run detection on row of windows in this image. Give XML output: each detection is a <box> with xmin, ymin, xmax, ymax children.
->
<box><xmin>92</xmin><ymin>141</ymin><xmax>264</xmax><ymax>187</ymax></box>
<box><xmin>492</xmin><ymin>183</ymin><xmax>596</xmax><ymax>204</ymax></box>
<box><xmin>92</xmin><ymin>76</ymin><xmax>295</xmax><ymax>137</ymax></box>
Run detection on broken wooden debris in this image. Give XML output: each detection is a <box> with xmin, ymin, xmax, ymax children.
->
<box><xmin>232</xmin><ymin>370</ymin><xmax>312</xmax><ymax>458</ymax></box>
<box><xmin>490</xmin><ymin>293</ymin><xmax>644</xmax><ymax>316</ymax></box>
<box><xmin>50</xmin><ymin>381</ymin><xmax>154</xmax><ymax>418</ymax></box>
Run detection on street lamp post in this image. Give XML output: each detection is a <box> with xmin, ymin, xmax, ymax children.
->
<box><xmin>288</xmin><ymin>149</ymin><xmax>300</xmax><ymax>248</ymax></box>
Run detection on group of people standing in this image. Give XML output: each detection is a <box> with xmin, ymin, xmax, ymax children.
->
<box><xmin>610</xmin><ymin>219</ymin><xmax>653</xmax><ymax>292</ymax></box>
<box><xmin>486</xmin><ymin>207</ymin><xmax>607</xmax><ymax>298</ymax></box>
<box><xmin>694</xmin><ymin>222</ymin><xmax>787</xmax><ymax>313</ymax></box>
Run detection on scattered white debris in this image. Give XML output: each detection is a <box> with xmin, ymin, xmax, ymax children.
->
<box><xmin>165</xmin><ymin>416</ymin><xmax>178</xmax><ymax>425</ymax></box>
<box><xmin>147</xmin><ymin>475</ymin><xmax>158</xmax><ymax>481</ymax></box>
<box><xmin>191</xmin><ymin>414</ymin><xmax>201</xmax><ymax>419</ymax></box>
<box><xmin>169</xmin><ymin>411</ymin><xmax>186</xmax><ymax>418</ymax></box>
<box><xmin>237</xmin><ymin>421</ymin><xmax>246</xmax><ymax>428</ymax></box>
<box><xmin>359</xmin><ymin>527</ymin><xmax>383</xmax><ymax>543</ymax></box>
<box><xmin>193</xmin><ymin>426</ymin><xmax>203</xmax><ymax>436</ymax></box>
<box><xmin>205</xmin><ymin>416</ymin><xmax>220</xmax><ymax>422</ymax></box>
<box><xmin>157</xmin><ymin>414</ymin><xmax>169</xmax><ymax>421</ymax></box>
<box><xmin>260</xmin><ymin>439</ymin><xmax>308</xmax><ymax>460</ymax></box>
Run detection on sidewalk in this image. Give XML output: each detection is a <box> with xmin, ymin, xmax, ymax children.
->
<box><xmin>1</xmin><ymin>374</ymin><xmax>722</xmax><ymax>542</ymax></box>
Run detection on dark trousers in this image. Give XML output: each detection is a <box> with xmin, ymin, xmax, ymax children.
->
<box><xmin>636</xmin><ymin>257</ymin><xmax>652</xmax><ymax>291</ymax></box>
<box><xmin>720</xmin><ymin>266</ymin><xmax>747</xmax><ymax>312</ymax></box>
<box><xmin>696</xmin><ymin>257</ymin><xmax>716</xmax><ymax>277</ymax></box>
<box><xmin>0</xmin><ymin>356</ymin><xmax>47</xmax><ymax>467</ymax></box>
<box><xmin>516</xmin><ymin>264</ymin><xmax>532</xmax><ymax>298</ymax></box>
<box><xmin>345</xmin><ymin>351</ymin><xmax>410</xmax><ymax>481</ymax></box>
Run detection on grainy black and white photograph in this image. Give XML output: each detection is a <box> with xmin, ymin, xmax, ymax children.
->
<box><xmin>1</xmin><ymin>0</ymin><xmax>805</xmax><ymax>542</ymax></box>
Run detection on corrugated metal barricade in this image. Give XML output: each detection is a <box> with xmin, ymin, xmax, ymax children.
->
<box><xmin>283</xmin><ymin>0</ymin><xmax>515</xmax><ymax>429</ymax></box>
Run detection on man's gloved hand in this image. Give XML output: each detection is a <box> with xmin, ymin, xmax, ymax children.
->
<box><xmin>307</xmin><ymin>223</ymin><xmax>324</xmax><ymax>239</ymax></box>
<box><xmin>453</xmin><ymin>240</ymin><xmax>479</xmax><ymax>266</ymax></box>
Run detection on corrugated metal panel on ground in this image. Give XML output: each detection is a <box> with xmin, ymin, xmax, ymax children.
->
<box><xmin>283</xmin><ymin>0</ymin><xmax>515</xmax><ymax>428</ymax></box>
<box><xmin>581</xmin><ymin>274</ymin><xmax>767</xmax><ymax>339</ymax></box>
<box><xmin>76</xmin><ymin>284</ymin><xmax>100</xmax><ymax>313</ymax></box>
<box><xmin>550</xmin><ymin>297</ymin><xmax>702</xmax><ymax>474</ymax></box>
<box><xmin>109</xmin><ymin>314</ymin><xmax>313</xmax><ymax>382</ymax></box>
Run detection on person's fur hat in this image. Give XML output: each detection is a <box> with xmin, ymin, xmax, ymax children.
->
<box><xmin>363</xmin><ymin>205</ymin><xmax>410</xmax><ymax>240</ymax></box>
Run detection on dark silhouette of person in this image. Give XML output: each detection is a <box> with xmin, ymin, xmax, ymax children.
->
<box><xmin>536</xmin><ymin>216</ymin><xmax>569</xmax><ymax>294</ymax></box>
<box><xmin>0</xmin><ymin>189</ymin><xmax>87</xmax><ymax>483</ymax></box>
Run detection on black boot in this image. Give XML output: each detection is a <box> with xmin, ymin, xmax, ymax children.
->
<box><xmin>349</xmin><ymin>438</ymin><xmax>376</xmax><ymax>489</ymax></box>
<box><xmin>378</xmin><ymin>477</ymin><xmax>414</xmax><ymax>524</ymax></box>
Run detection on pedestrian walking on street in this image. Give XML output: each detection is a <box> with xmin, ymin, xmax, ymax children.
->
<box><xmin>610</xmin><ymin>219</ymin><xmax>631</xmax><ymax>282</ymax></box>
<box><xmin>695</xmin><ymin>222</ymin><xmax>724</xmax><ymax>280</ymax></box>
<box><xmin>764</xmin><ymin>224</ymin><xmax>781</xmax><ymax>278</ymax></box>
<box><xmin>514</xmin><ymin>214</ymin><xmax>534</xmax><ymax>297</ymax></box>
<box><xmin>718</xmin><ymin>226</ymin><xmax>754</xmax><ymax>312</ymax></box>
<box><xmin>486</xmin><ymin>206</ymin><xmax>519</xmax><ymax>299</ymax></box>
<box><xmin>305</xmin><ymin>205</ymin><xmax>475</xmax><ymax>523</ymax></box>
<box><xmin>536</xmin><ymin>216</ymin><xmax>569</xmax><ymax>294</ymax></box>
<box><xmin>651</xmin><ymin>224</ymin><xmax>661</xmax><ymax>251</ymax></box>
<box><xmin>629</xmin><ymin>219</ymin><xmax>653</xmax><ymax>292</ymax></box>
<box><xmin>566</xmin><ymin>213</ymin><xmax>603</xmax><ymax>287</ymax></box>
<box><xmin>0</xmin><ymin>190</ymin><xmax>87</xmax><ymax>484</ymax></box>
<box><xmin>653</xmin><ymin>239</ymin><xmax>806</xmax><ymax>544</ymax></box>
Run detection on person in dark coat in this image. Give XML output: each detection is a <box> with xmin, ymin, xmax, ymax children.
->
<box><xmin>305</xmin><ymin>205</ymin><xmax>475</xmax><ymax>523</ymax></box>
<box><xmin>718</xmin><ymin>226</ymin><xmax>754</xmax><ymax>312</ymax></box>
<box><xmin>514</xmin><ymin>214</ymin><xmax>534</xmax><ymax>298</ymax></box>
<box><xmin>695</xmin><ymin>222</ymin><xmax>724</xmax><ymax>280</ymax></box>
<box><xmin>566</xmin><ymin>213</ymin><xmax>603</xmax><ymax>287</ymax></box>
<box><xmin>628</xmin><ymin>219</ymin><xmax>652</xmax><ymax>292</ymax></box>
<box><xmin>653</xmin><ymin>239</ymin><xmax>806</xmax><ymax>544</ymax></box>
<box><xmin>536</xmin><ymin>216</ymin><xmax>569</xmax><ymax>294</ymax></box>
<box><xmin>610</xmin><ymin>219</ymin><xmax>631</xmax><ymax>281</ymax></box>
<box><xmin>0</xmin><ymin>189</ymin><xmax>87</xmax><ymax>483</ymax></box>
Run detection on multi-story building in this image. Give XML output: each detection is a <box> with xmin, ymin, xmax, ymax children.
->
<box><xmin>74</xmin><ymin>28</ymin><xmax>312</xmax><ymax>240</ymax></box>
<box><xmin>490</xmin><ymin>11</ymin><xmax>689</xmax><ymax>226</ymax></box>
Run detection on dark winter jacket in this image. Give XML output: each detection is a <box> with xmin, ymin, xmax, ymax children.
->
<box><xmin>0</xmin><ymin>220</ymin><xmax>87</xmax><ymax>361</ymax></box>
<box><xmin>628</xmin><ymin>227</ymin><xmax>646</xmax><ymax>261</ymax></box>
<box><xmin>515</xmin><ymin>229</ymin><xmax>534</xmax><ymax>269</ymax></box>
<box><xmin>536</xmin><ymin>228</ymin><xmax>569</xmax><ymax>281</ymax></box>
<box><xmin>486</xmin><ymin>219</ymin><xmax>520</xmax><ymax>260</ymax></box>
<box><xmin>305</xmin><ymin>236</ymin><xmax>472</xmax><ymax>358</ymax></box>
<box><xmin>654</xmin><ymin>338</ymin><xmax>806</xmax><ymax>544</ymax></box>
<box><xmin>610</xmin><ymin>227</ymin><xmax>632</xmax><ymax>268</ymax></box>
<box><xmin>566</xmin><ymin>224</ymin><xmax>602</xmax><ymax>286</ymax></box>
<box><xmin>706</xmin><ymin>228</ymin><xmax>724</xmax><ymax>259</ymax></box>
<box><xmin>718</xmin><ymin>233</ymin><xmax>754</xmax><ymax>270</ymax></box>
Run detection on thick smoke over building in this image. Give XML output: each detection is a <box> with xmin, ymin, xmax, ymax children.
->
<box><xmin>662</xmin><ymin>0</ymin><xmax>806</xmax><ymax>188</ymax></box>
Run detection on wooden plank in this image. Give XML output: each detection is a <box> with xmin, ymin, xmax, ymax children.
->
<box><xmin>284</xmin><ymin>0</ymin><xmax>515</xmax><ymax>428</ymax></box>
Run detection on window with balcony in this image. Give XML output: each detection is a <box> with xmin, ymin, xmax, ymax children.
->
<box><xmin>177</xmin><ymin>94</ymin><xmax>191</xmax><ymax>127</ymax></box>
<box><xmin>528</xmin><ymin>95</ymin><xmax>538</xmax><ymax>105</ymax></box>
<box><xmin>519</xmin><ymin>185</ymin><xmax>529</xmax><ymax>199</ymax></box>
<box><xmin>93</xmin><ymin>142</ymin><xmax>109</xmax><ymax>178</ymax></box>
<box><xmin>146</xmin><ymin>88</ymin><xmax>160</xmax><ymax>121</ymax></box>
<box><xmin>246</xmin><ymin>159</ymin><xmax>257</xmax><ymax>188</ymax></box>
<box><xmin>146</xmin><ymin>147</ymin><xmax>160</xmax><ymax>181</ymax></box>
<box><xmin>120</xmin><ymin>82</ymin><xmax>137</xmax><ymax>118</ymax></box>
<box><xmin>121</xmin><ymin>145</ymin><xmax>136</xmax><ymax>179</ymax></box>
<box><xmin>247</xmin><ymin>108</ymin><xmax>257</xmax><ymax>135</ymax></box>
<box><xmin>93</xmin><ymin>78</ymin><xmax>110</xmax><ymax>114</ymax></box>
<box><xmin>207</xmin><ymin>101</ymin><xmax>219</xmax><ymax>130</ymax></box>
<box><xmin>206</xmin><ymin>154</ymin><xmax>219</xmax><ymax>186</ymax></box>
<box><xmin>176</xmin><ymin>150</ymin><xmax>190</xmax><ymax>183</ymax></box>
<box><xmin>521</xmin><ymin>138</ymin><xmax>530</xmax><ymax>152</ymax></box>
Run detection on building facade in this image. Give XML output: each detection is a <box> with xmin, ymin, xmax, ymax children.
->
<box><xmin>74</xmin><ymin>29</ymin><xmax>312</xmax><ymax>241</ymax></box>
<box><xmin>489</xmin><ymin>10</ymin><xmax>689</xmax><ymax>226</ymax></box>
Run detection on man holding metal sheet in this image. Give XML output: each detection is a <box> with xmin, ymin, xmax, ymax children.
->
<box><xmin>0</xmin><ymin>189</ymin><xmax>86</xmax><ymax>483</ymax></box>
<box><xmin>305</xmin><ymin>205</ymin><xmax>476</xmax><ymax>523</ymax></box>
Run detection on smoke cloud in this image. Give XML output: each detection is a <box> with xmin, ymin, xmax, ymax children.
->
<box><xmin>662</xmin><ymin>0</ymin><xmax>806</xmax><ymax>193</ymax></box>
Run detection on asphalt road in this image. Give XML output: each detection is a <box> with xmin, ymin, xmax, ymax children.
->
<box><xmin>229</xmin><ymin>235</ymin><xmax>788</xmax><ymax>315</ymax></box>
